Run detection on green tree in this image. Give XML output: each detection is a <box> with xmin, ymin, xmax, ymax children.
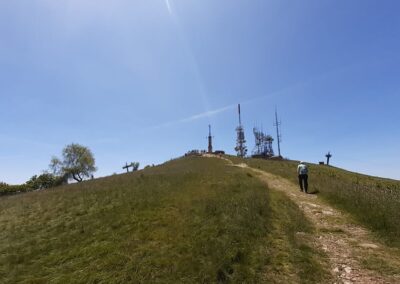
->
<box><xmin>132</xmin><ymin>162</ymin><xmax>140</xmax><ymax>171</ymax></box>
<box><xmin>26</xmin><ymin>173</ymin><xmax>64</xmax><ymax>190</ymax></box>
<box><xmin>50</xmin><ymin>143</ymin><xmax>97</xmax><ymax>182</ymax></box>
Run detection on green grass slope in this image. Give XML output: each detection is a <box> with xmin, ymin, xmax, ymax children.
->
<box><xmin>0</xmin><ymin>157</ymin><xmax>329</xmax><ymax>283</ymax></box>
<box><xmin>228</xmin><ymin>156</ymin><xmax>400</xmax><ymax>247</ymax></box>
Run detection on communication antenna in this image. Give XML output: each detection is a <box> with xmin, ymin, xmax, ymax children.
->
<box><xmin>207</xmin><ymin>124</ymin><xmax>213</xmax><ymax>153</ymax></box>
<box><xmin>274</xmin><ymin>107</ymin><xmax>282</xmax><ymax>157</ymax></box>
<box><xmin>235</xmin><ymin>104</ymin><xmax>247</xmax><ymax>157</ymax></box>
<box><xmin>238</xmin><ymin>104</ymin><xmax>242</xmax><ymax>125</ymax></box>
<box><xmin>252</xmin><ymin>127</ymin><xmax>274</xmax><ymax>157</ymax></box>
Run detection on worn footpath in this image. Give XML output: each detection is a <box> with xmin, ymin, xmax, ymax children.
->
<box><xmin>227</xmin><ymin>159</ymin><xmax>400</xmax><ymax>284</ymax></box>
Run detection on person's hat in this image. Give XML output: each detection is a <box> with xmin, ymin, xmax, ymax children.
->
<box><xmin>300</xmin><ymin>161</ymin><xmax>304</xmax><ymax>164</ymax></box>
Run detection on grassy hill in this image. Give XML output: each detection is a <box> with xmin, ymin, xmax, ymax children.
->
<box><xmin>0</xmin><ymin>157</ymin><xmax>329</xmax><ymax>283</ymax></box>
<box><xmin>228</xmin><ymin>156</ymin><xmax>400</xmax><ymax>248</ymax></box>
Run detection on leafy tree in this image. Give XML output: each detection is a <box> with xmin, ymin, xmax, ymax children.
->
<box><xmin>50</xmin><ymin>143</ymin><xmax>97</xmax><ymax>182</ymax></box>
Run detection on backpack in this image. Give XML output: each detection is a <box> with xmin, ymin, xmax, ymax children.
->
<box><xmin>299</xmin><ymin>165</ymin><xmax>308</xmax><ymax>175</ymax></box>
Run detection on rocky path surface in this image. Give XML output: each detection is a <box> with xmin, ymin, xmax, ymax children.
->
<box><xmin>224</xmin><ymin>159</ymin><xmax>400</xmax><ymax>284</ymax></box>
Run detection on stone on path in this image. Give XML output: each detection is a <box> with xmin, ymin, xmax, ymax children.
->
<box><xmin>359</xmin><ymin>243</ymin><xmax>379</xmax><ymax>249</ymax></box>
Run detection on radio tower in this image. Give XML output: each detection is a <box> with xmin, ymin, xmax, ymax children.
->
<box><xmin>274</xmin><ymin>107</ymin><xmax>282</xmax><ymax>157</ymax></box>
<box><xmin>252</xmin><ymin>127</ymin><xmax>274</xmax><ymax>157</ymax></box>
<box><xmin>208</xmin><ymin>124</ymin><xmax>213</xmax><ymax>153</ymax></box>
<box><xmin>235</xmin><ymin>104</ymin><xmax>247</xmax><ymax>157</ymax></box>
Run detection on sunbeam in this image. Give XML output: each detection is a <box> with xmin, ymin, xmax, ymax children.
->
<box><xmin>165</xmin><ymin>0</ymin><xmax>172</xmax><ymax>14</ymax></box>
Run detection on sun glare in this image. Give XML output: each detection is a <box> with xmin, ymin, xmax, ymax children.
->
<box><xmin>165</xmin><ymin>0</ymin><xmax>172</xmax><ymax>14</ymax></box>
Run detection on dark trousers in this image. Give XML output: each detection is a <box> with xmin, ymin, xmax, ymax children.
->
<box><xmin>298</xmin><ymin>174</ymin><xmax>308</xmax><ymax>192</ymax></box>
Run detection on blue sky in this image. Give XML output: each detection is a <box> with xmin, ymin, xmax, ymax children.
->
<box><xmin>1</xmin><ymin>0</ymin><xmax>400</xmax><ymax>184</ymax></box>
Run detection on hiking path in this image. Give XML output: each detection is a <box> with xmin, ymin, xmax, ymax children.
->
<box><xmin>214</xmin><ymin>155</ymin><xmax>400</xmax><ymax>284</ymax></box>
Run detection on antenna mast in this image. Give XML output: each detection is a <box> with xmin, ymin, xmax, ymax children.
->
<box><xmin>251</xmin><ymin>127</ymin><xmax>274</xmax><ymax>158</ymax></box>
<box><xmin>235</xmin><ymin>104</ymin><xmax>247</xmax><ymax>157</ymax></box>
<box><xmin>238</xmin><ymin>104</ymin><xmax>242</xmax><ymax>125</ymax></box>
<box><xmin>208</xmin><ymin>124</ymin><xmax>213</xmax><ymax>153</ymax></box>
<box><xmin>274</xmin><ymin>107</ymin><xmax>282</xmax><ymax>157</ymax></box>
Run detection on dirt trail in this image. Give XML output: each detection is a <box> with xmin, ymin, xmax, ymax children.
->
<box><xmin>218</xmin><ymin>158</ymin><xmax>400</xmax><ymax>283</ymax></box>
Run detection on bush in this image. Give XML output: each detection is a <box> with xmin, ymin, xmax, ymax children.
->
<box><xmin>0</xmin><ymin>182</ymin><xmax>29</xmax><ymax>195</ymax></box>
<box><xmin>0</xmin><ymin>173</ymin><xmax>64</xmax><ymax>196</ymax></box>
<box><xmin>26</xmin><ymin>173</ymin><xmax>65</xmax><ymax>191</ymax></box>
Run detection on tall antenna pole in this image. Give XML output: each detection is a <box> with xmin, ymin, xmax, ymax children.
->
<box><xmin>274</xmin><ymin>107</ymin><xmax>282</xmax><ymax>157</ymax></box>
<box><xmin>238</xmin><ymin>104</ymin><xmax>242</xmax><ymax>125</ymax></box>
<box><xmin>208</xmin><ymin>124</ymin><xmax>213</xmax><ymax>153</ymax></box>
<box><xmin>235</xmin><ymin>104</ymin><xmax>247</xmax><ymax>158</ymax></box>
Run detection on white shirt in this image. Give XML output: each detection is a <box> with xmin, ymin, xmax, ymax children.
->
<box><xmin>297</xmin><ymin>164</ymin><xmax>308</xmax><ymax>175</ymax></box>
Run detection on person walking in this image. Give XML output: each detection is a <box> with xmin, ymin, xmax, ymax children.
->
<box><xmin>297</xmin><ymin>161</ymin><xmax>308</xmax><ymax>193</ymax></box>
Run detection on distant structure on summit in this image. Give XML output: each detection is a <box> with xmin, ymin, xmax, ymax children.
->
<box><xmin>325</xmin><ymin>151</ymin><xmax>332</xmax><ymax>165</ymax></box>
<box><xmin>185</xmin><ymin>124</ymin><xmax>225</xmax><ymax>157</ymax></box>
<box><xmin>235</xmin><ymin>104</ymin><xmax>247</xmax><ymax>157</ymax></box>
<box><xmin>207</xmin><ymin>125</ymin><xmax>213</xmax><ymax>154</ymax></box>
<box><xmin>274</xmin><ymin>107</ymin><xmax>282</xmax><ymax>157</ymax></box>
<box><xmin>251</xmin><ymin>127</ymin><xmax>274</xmax><ymax>158</ymax></box>
<box><xmin>122</xmin><ymin>162</ymin><xmax>133</xmax><ymax>173</ymax></box>
<box><xmin>122</xmin><ymin>162</ymin><xmax>139</xmax><ymax>173</ymax></box>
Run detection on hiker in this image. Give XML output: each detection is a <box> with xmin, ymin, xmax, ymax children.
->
<box><xmin>297</xmin><ymin>161</ymin><xmax>308</xmax><ymax>193</ymax></box>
